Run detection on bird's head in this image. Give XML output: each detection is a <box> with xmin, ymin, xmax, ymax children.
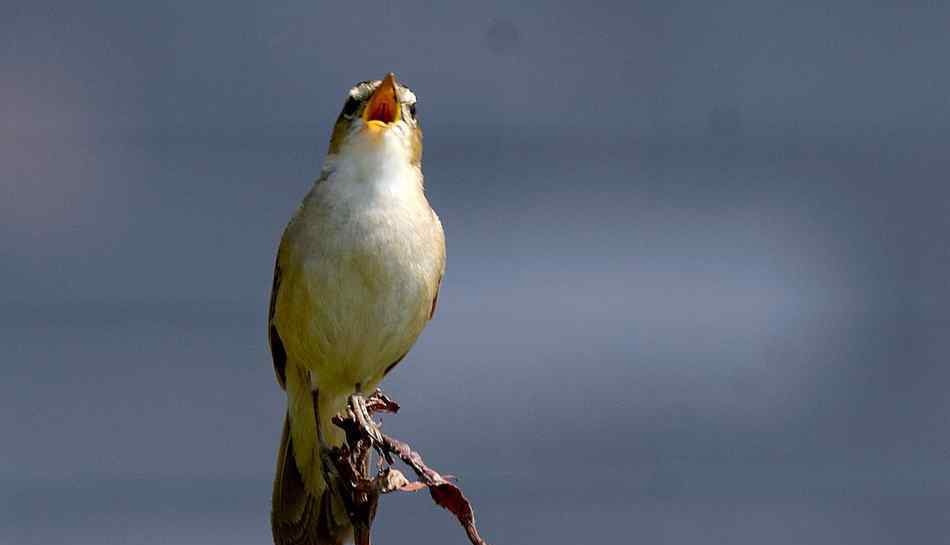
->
<box><xmin>327</xmin><ymin>73</ymin><xmax>422</xmax><ymax>166</ymax></box>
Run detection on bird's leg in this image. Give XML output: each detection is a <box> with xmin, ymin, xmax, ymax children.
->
<box><xmin>348</xmin><ymin>392</ymin><xmax>385</xmax><ymax>447</ymax></box>
<box><xmin>311</xmin><ymin>388</ymin><xmax>379</xmax><ymax>545</ymax></box>
<box><xmin>312</xmin><ymin>389</ymin><xmax>346</xmax><ymax>502</ymax></box>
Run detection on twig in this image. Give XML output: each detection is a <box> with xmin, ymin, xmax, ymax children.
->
<box><xmin>325</xmin><ymin>390</ymin><xmax>489</xmax><ymax>545</ymax></box>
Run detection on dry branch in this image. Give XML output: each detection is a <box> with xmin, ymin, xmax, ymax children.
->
<box><xmin>318</xmin><ymin>390</ymin><xmax>489</xmax><ymax>545</ymax></box>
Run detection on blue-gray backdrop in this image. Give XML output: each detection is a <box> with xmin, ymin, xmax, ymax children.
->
<box><xmin>2</xmin><ymin>1</ymin><xmax>949</xmax><ymax>543</ymax></box>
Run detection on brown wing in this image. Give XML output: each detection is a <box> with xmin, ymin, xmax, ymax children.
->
<box><xmin>272</xmin><ymin>412</ymin><xmax>350</xmax><ymax>545</ymax></box>
<box><xmin>428</xmin><ymin>272</ymin><xmax>442</xmax><ymax>320</ymax></box>
<box><xmin>268</xmin><ymin>256</ymin><xmax>288</xmax><ymax>390</ymax></box>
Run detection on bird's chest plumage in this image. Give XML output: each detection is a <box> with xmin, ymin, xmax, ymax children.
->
<box><xmin>276</xmin><ymin>162</ymin><xmax>442</xmax><ymax>393</ymax></box>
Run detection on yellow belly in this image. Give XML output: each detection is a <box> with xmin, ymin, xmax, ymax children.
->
<box><xmin>275</xmin><ymin>248</ymin><xmax>433</xmax><ymax>394</ymax></box>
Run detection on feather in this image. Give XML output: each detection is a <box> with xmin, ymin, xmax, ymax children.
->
<box><xmin>271</xmin><ymin>413</ymin><xmax>351</xmax><ymax>545</ymax></box>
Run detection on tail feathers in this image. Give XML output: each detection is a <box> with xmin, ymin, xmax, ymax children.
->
<box><xmin>272</xmin><ymin>414</ymin><xmax>352</xmax><ymax>545</ymax></box>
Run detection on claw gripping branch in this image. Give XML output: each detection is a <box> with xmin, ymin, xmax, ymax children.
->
<box><xmin>319</xmin><ymin>389</ymin><xmax>489</xmax><ymax>545</ymax></box>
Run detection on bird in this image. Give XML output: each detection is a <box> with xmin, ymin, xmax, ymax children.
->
<box><xmin>267</xmin><ymin>73</ymin><xmax>445</xmax><ymax>545</ymax></box>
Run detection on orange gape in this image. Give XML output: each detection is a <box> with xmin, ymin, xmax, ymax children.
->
<box><xmin>363</xmin><ymin>73</ymin><xmax>401</xmax><ymax>124</ymax></box>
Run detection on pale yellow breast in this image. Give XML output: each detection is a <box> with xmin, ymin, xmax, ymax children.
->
<box><xmin>273</xmin><ymin>168</ymin><xmax>444</xmax><ymax>397</ymax></box>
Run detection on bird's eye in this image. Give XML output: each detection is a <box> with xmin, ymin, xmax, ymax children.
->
<box><xmin>342</xmin><ymin>96</ymin><xmax>360</xmax><ymax>117</ymax></box>
<box><xmin>409</xmin><ymin>103</ymin><xmax>417</xmax><ymax>119</ymax></box>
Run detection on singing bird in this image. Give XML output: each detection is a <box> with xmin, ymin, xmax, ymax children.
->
<box><xmin>267</xmin><ymin>74</ymin><xmax>445</xmax><ymax>544</ymax></box>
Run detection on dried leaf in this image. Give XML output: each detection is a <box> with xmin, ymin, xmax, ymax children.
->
<box><xmin>398</xmin><ymin>481</ymin><xmax>429</xmax><ymax>493</ymax></box>
<box><xmin>430</xmin><ymin>482</ymin><xmax>475</xmax><ymax>524</ymax></box>
<box><xmin>379</xmin><ymin>468</ymin><xmax>410</xmax><ymax>493</ymax></box>
<box><xmin>328</xmin><ymin>390</ymin><xmax>490</xmax><ymax>545</ymax></box>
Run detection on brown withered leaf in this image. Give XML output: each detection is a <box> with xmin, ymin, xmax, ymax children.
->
<box><xmin>397</xmin><ymin>481</ymin><xmax>429</xmax><ymax>493</ymax></box>
<box><xmin>430</xmin><ymin>482</ymin><xmax>475</xmax><ymax>524</ymax></box>
<box><xmin>378</xmin><ymin>468</ymin><xmax>411</xmax><ymax>494</ymax></box>
<box><xmin>327</xmin><ymin>390</ymin><xmax>490</xmax><ymax>545</ymax></box>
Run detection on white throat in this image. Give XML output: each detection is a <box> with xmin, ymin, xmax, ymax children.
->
<box><xmin>323</xmin><ymin>128</ymin><xmax>419</xmax><ymax>194</ymax></box>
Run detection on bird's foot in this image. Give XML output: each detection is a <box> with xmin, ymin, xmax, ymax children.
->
<box><xmin>348</xmin><ymin>392</ymin><xmax>385</xmax><ymax>447</ymax></box>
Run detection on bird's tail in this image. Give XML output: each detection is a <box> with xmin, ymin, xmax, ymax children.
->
<box><xmin>271</xmin><ymin>410</ymin><xmax>351</xmax><ymax>545</ymax></box>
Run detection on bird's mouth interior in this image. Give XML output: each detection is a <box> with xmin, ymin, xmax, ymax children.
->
<box><xmin>363</xmin><ymin>73</ymin><xmax>401</xmax><ymax>126</ymax></box>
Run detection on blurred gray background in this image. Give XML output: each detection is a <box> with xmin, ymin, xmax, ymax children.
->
<box><xmin>2</xmin><ymin>1</ymin><xmax>949</xmax><ymax>544</ymax></box>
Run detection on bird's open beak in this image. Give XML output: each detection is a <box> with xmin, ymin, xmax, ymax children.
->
<box><xmin>363</xmin><ymin>73</ymin><xmax>401</xmax><ymax>128</ymax></box>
